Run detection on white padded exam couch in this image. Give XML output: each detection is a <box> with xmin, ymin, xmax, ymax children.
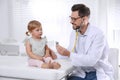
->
<box><xmin>0</xmin><ymin>42</ymin><xmax>74</xmax><ymax>80</ymax></box>
<box><xmin>0</xmin><ymin>42</ymin><xmax>119</xmax><ymax>80</ymax></box>
<box><xmin>0</xmin><ymin>56</ymin><xmax>74</xmax><ymax>80</ymax></box>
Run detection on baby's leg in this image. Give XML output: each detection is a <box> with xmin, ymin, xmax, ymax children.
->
<box><xmin>28</xmin><ymin>59</ymin><xmax>43</xmax><ymax>68</ymax></box>
<box><xmin>28</xmin><ymin>59</ymin><xmax>52</xmax><ymax>69</ymax></box>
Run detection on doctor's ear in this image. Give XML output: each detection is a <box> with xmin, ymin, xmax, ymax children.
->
<box><xmin>82</xmin><ymin>19</ymin><xmax>85</xmax><ymax>21</ymax></box>
<box><xmin>82</xmin><ymin>16</ymin><xmax>88</xmax><ymax>21</ymax></box>
<box><xmin>81</xmin><ymin>18</ymin><xmax>85</xmax><ymax>23</ymax></box>
<box><xmin>81</xmin><ymin>17</ymin><xmax>85</xmax><ymax>21</ymax></box>
<box><xmin>82</xmin><ymin>17</ymin><xmax>86</xmax><ymax>21</ymax></box>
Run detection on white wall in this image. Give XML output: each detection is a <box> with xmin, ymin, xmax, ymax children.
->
<box><xmin>0</xmin><ymin>0</ymin><xmax>9</xmax><ymax>41</ymax></box>
<box><xmin>0</xmin><ymin>0</ymin><xmax>99</xmax><ymax>47</ymax></box>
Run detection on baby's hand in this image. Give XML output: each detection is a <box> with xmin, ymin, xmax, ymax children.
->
<box><xmin>39</xmin><ymin>57</ymin><xmax>44</xmax><ymax>62</ymax></box>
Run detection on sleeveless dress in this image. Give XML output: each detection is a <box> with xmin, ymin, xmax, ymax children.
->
<box><xmin>25</xmin><ymin>37</ymin><xmax>53</xmax><ymax>68</ymax></box>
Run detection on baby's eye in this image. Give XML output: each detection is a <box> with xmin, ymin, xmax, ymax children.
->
<box><xmin>36</xmin><ymin>29</ymin><xmax>39</xmax><ymax>31</ymax></box>
<box><xmin>37</xmin><ymin>29</ymin><xmax>41</xmax><ymax>31</ymax></box>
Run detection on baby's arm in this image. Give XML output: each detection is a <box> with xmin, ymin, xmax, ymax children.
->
<box><xmin>25</xmin><ymin>40</ymin><xmax>44</xmax><ymax>61</ymax></box>
<box><xmin>49</xmin><ymin>48</ymin><xmax>57</xmax><ymax>59</ymax></box>
<box><xmin>44</xmin><ymin>45</ymin><xmax>57</xmax><ymax>59</ymax></box>
<box><xmin>44</xmin><ymin>45</ymin><xmax>51</xmax><ymax>58</ymax></box>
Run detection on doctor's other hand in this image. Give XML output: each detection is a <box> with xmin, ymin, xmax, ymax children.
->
<box><xmin>56</xmin><ymin>44</ymin><xmax>70</xmax><ymax>57</ymax></box>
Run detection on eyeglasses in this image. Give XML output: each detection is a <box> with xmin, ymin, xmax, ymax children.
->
<box><xmin>69</xmin><ymin>16</ymin><xmax>81</xmax><ymax>22</ymax></box>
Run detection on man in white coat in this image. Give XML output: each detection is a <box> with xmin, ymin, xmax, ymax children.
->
<box><xmin>56</xmin><ymin>4</ymin><xmax>114</xmax><ymax>80</ymax></box>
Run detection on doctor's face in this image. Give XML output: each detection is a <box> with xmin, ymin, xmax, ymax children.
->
<box><xmin>70</xmin><ymin>11</ymin><xmax>83</xmax><ymax>30</ymax></box>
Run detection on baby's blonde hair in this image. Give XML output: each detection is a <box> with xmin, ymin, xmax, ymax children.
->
<box><xmin>26</xmin><ymin>20</ymin><xmax>42</xmax><ymax>36</ymax></box>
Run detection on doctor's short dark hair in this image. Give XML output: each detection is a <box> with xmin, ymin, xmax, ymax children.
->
<box><xmin>71</xmin><ymin>4</ymin><xmax>90</xmax><ymax>18</ymax></box>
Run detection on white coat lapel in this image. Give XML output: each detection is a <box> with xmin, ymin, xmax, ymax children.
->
<box><xmin>84</xmin><ymin>25</ymin><xmax>95</xmax><ymax>54</ymax></box>
<box><xmin>85</xmin><ymin>35</ymin><xmax>93</xmax><ymax>54</ymax></box>
<box><xmin>84</xmin><ymin>26</ymin><xmax>95</xmax><ymax>54</ymax></box>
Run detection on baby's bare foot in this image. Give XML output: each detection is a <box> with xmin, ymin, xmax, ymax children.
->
<box><xmin>52</xmin><ymin>62</ymin><xmax>61</xmax><ymax>69</ymax></box>
<box><xmin>41</xmin><ymin>63</ymin><xmax>50</xmax><ymax>69</ymax></box>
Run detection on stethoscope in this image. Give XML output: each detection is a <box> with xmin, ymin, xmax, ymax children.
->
<box><xmin>71</xmin><ymin>20</ymin><xmax>88</xmax><ymax>52</ymax></box>
<box><xmin>72</xmin><ymin>29</ymin><xmax>79</xmax><ymax>52</ymax></box>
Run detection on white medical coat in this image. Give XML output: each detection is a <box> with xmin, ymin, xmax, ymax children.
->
<box><xmin>67</xmin><ymin>25</ymin><xmax>114</xmax><ymax>80</ymax></box>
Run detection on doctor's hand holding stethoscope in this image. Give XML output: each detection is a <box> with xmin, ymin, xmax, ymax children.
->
<box><xmin>56</xmin><ymin>42</ymin><xmax>70</xmax><ymax>57</ymax></box>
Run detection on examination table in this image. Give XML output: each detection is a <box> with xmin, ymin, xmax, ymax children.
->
<box><xmin>0</xmin><ymin>56</ymin><xmax>74</xmax><ymax>80</ymax></box>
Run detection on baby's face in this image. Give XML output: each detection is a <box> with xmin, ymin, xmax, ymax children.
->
<box><xmin>31</xmin><ymin>27</ymin><xmax>43</xmax><ymax>39</ymax></box>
